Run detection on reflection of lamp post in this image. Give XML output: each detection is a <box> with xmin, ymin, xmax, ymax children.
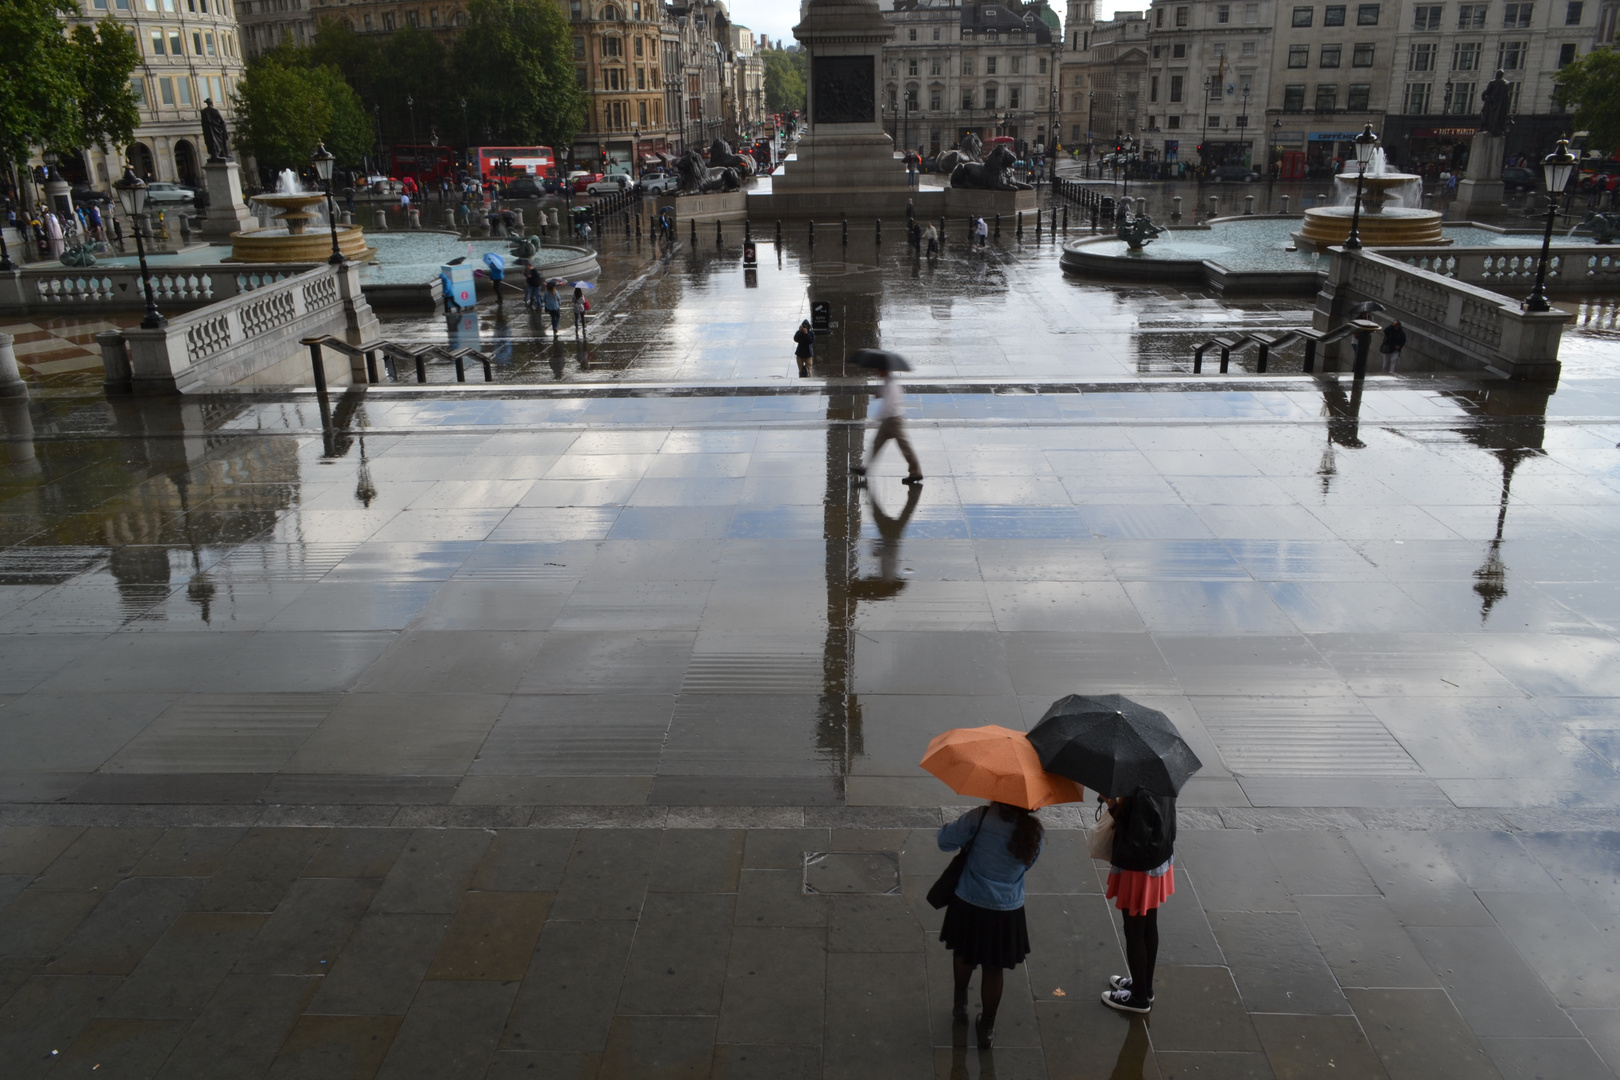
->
<box><xmin>311</xmin><ymin>143</ymin><xmax>343</xmax><ymax>267</ymax></box>
<box><xmin>406</xmin><ymin>94</ymin><xmax>419</xmax><ymax>193</ymax></box>
<box><xmin>1524</xmin><ymin>138</ymin><xmax>1576</xmax><ymax>313</ymax></box>
<box><xmin>114</xmin><ymin>168</ymin><xmax>165</xmax><ymax>329</ymax></box>
<box><xmin>1343</xmin><ymin>123</ymin><xmax>1379</xmax><ymax>250</ymax></box>
<box><xmin>1269</xmin><ymin>117</ymin><xmax>1281</xmax><ymax>185</ymax></box>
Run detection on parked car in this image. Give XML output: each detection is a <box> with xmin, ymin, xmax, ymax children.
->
<box><xmin>587</xmin><ymin>173</ymin><xmax>635</xmax><ymax>195</ymax></box>
<box><xmin>144</xmin><ymin>182</ymin><xmax>195</xmax><ymax>204</ymax></box>
<box><xmin>641</xmin><ymin>172</ymin><xmax>680</xmax><ymax>195</ymax></box>
<box><xmin>1209</xmin><ymin>165</ymin><xmax>1261</xmax><ymax>182</ymax></box>
<box><xmin>1500</xmin><ymin>166</ymin><xmax>1540</xmax><ymax>193</ymax></box>
<box><xmin>568</xmin><ymin>171</ymin><xmax>603</xmax><ymax>193</ymax></box>
<box><xmin>503</xmin><ymin>175</ymin><xmax>547</xmax><ymax>199</ymax></box>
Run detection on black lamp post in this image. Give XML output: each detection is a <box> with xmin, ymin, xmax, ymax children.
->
<box><xmin>1270</xmin><ymin>118</ymin><xmax>1281</xmax><ymax>185</ymax></box>
<box><xmin>406</xmin><ymin>94</ymin><xmax>419</xmax><ymax>194</ymax></box>
<box><xmin>114</xmin><ymin>167</ymin><xmax>165</xmax><ymax>329</ymax></box>
<box><xmin>1524</xmin><ymin>137</ymin><xmax>1577</xmax><ymax>313</ymax></box>
<box><xmin>1087</xmin><ymin>90</ymin><xmax>1095</xmax><ymax>167</ymax></box>
<box><xmin>373</xmin><ymin>104</ymin><xmax>384</xmax><ymax>175</ymax></box>
<box><xmin>460</xmin><ymin>98</ymin><xmax>470</xmax><ymax>163</ymax></box>
<box><xmin>311</xmin><ymin>143</ymin><xmax>344</xmax><ymax>267</ymax></box>
<box><xmin>1343</xmin><ymin>123</ymin><xmax>1379</xmax><ymax>250</ymax></box>
<box><xmin>0</xmin><ymin>215</ymin><xmax>13</xmax><ymax>271</ymax></box>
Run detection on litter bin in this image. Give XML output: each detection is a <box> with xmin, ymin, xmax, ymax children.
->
<box><xmin>440</xmin><ymin>262</ymin><xmax>477</xmax><ymax>311</ymax></box>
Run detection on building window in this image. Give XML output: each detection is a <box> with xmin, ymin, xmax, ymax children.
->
<box><xmin>986</xmin><ymin>56</ymin><xmax>997</xmax><ymax>74</ymax></box>
<box><xmin>962</xmin><ymin>88</ymin><xmax>974</xmax><ymax>109</ymax></box>
<box><xmin>930</xmin><ymin>57</ymin><xmax>942</xmax><ymax>75</ymax></box>
<box><xmin>1242</xmin><ymin>40</ymin><xmax>1256</xmax><ymax>56</ymax></box>
<box><xmin>1039</xmin><ymin>58</ymin><xmax>1047</xmax><ymax>73</ymax></box>
<box><xmin>909</xmin><ymin>27</ymin><xmax>916</xmax><ymax>39</ymax></box>
<box><xmin>908</xmin><ymin>58</ymin><xmax>918</xmax><ymax>76</ymax></box>
<box><xmin>1410</xmin><ymin>43</ymin><xmax>1435</xmax><ymax>69</ymax></box>
<box><xmin>574</xmin><ymin>36</ymin><xmax>585</xmax><ymax>57</ymax></box>
<box><xmin>1452</xmin><ymin>41</ymin><xmax>1481</xmax><ymax>69</ymax></box>
<box><xmin>1209</xmin><ymin>78</ymin><xmax>1223</xmax><ymax>101</ymax></box>
<box><xmin>1176</xmin><ymin>5</ymin><xmax>1189</xmax><ymax>24</ymax></box>
<box><xmin>1170</xmin><ymin>74</ymin><xmax>1184</xmax><ymax>100</ymax></box>
<box><xmin>1010</xmin><ymin>55</ymin><xmax>1021</xmax><ymax>74</ymax></box>
<box><xmin>633</xmin><ymin>36</ymin><xmax>643</xmax><ymax>56</ymax></box>
<box><xmin>382</xmin><ymin>11</ymin><xmax>393</xmax><ymax>28</ymax></box>
<box><xmin>1445</xmin><ymin>80</ymin><xmax>1474</xmax><ymax>111</ymax></box>
<box><xmin>1502</xmin><ymin>2</ymin><xmax>1533</xmax><ymax>23</ymax></box>
<box><xmin>1289</xmin><ymin>44</ymin><xmax>1309</xmax><ymax>66</ymax></box>
<box><xmin>933</xmin><ymin>27</ymin><xmax>940</xmax><ymax>39</ymax></box>
<box><xmin>1347</xmin><ymin>83</ymin><xmax>1371</xmax><ymax>109</ymax></box>
<box><xmin>1413</xmin><ymin>3</ymin><xmax>1442</xmax><ymax>27</ymax></box>
<box><xmin>1357</xmin><ymin>4</ymin><xmax>1380</xmax><ymax>22</ymax></box>
<box><xmin>962</xmin><ymin>57</ymin><xmax>974</xmax><ymax>76</ymax></box>
<box><xmin>1245</xmin><ymin>1</ymin><xmax>1259</xmax><ymax>20</ymax></box>
<box><xmin>1498</xmin><ymin>39</ymin><xmax>1525</xmax><ymax>68</ymax></box>
<box><xmin>1352</xmin><ymin>42</ymin><xmax>1375</xmax><ymax>65</ymax></box>
<box><xmin>1217</xmin><ymin>3</ymin><xmax>1231</xmax><ymax>21</ymax></box>
<box><xmin>602</xmin><ymin>36</ymin><xmax>621</xmax><ymax>57</ymax></box>
<box><xmin>636</xmin><ymin>67</ymin><xmax>645</xmax><ymax>89</ymax></box>
<box><xmin>930</xmin><ymin>90</ymin><xmax>942</xmax><ymax>110</ymax></box>
<box><xmin>1457</xmin><ymin>3</ymin><xmax>1486</xmax><ymax>26</ymax></box>
<box><xmin>169</xmin><ymin>30</ymin><xmax>183</xmax><ymax>53</ymax></box>
<box><xmin>1172</xmin><ymin>42</ymin><xmax>1186</xmax><ymax>57</ymax></box>
<box><xmin>1404</xmin><ymin>83</ymin><xmax>1430</xmax><ymax>112</ymax></box>
<box><xmin>1325</xmin><ymin>4</ymin><xmax>1346</xmax><ymax>23</ymax></box>
<box><xmin>1284</xmin><ymin>83</ymin><xmax>1306</xmax><ymax>110</ymax></box>
<box><xmin>1558</xmin><ymin>41</ymin><xmax>1577</xmax><ymax>64</ymax></box>
<box><xmin>1150</xmin><ymin>74</ymin><xmax>1159</xmax><ymax>101</ymax></box>
<box><xmin>130</xmin><ymin>75</ymin><xmax>146</xmax><ymax>104</ymax></box>
<box><xmin>907</xmin><ymin>87</ymin><xmax>919</xmax><ymax>107</ymax></box>
<box><xmin>1292</xmin><ymin>5</ymin><xmax>1314</xmax><ymax>24</ymax></box>
<box><xmin>192</xmin><ymin>30</ymin><xmax>202</xmax><ymax>53</ymax></box>
<box><xmin>1320</xmin><ymin>44</ymin><xmax>1341</xmax><ymax>65</ymax></box>
<box><xmin>159</xmin><ymin>76</ymin><xmax>175</xmax><ymax>105</ymax></box>
<box><xmin>1566</xmin><ymin>0</ymin><xmax>1583</xmax><ymax>20</ymax></box>
<box><xmin>1315</xmin><ymin>84</ymin><xmax>1339</xmax><ymax>110</ymax></box>
<box><xmin>1011</xmin><ymin>86</ymin><xmax>1022</xmax><ymax>108</ymax></box>
<box><xmin>984</xmin><ymin>87</ymin><xmax>997</xmax><ymax>108</ymax></box>
<box><xmin>149</xmin><ymin>30</ymin><xmax>164</xmax><ymax>54</ymax></box>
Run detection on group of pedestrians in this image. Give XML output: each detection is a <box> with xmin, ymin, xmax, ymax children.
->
<box><xmin>936</xmin><ymin>792</ymin><xmax>1177</xmax><ymax>1047</ymax></box>
<box><xmin>519</xmin><ymin>269</ymin><xmax>587</xmax><ymax>341</ymax></box>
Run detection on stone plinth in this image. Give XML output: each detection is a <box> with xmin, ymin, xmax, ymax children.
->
<box><xmin>1454</xmin><ymin>133</ymin><xmax>1508</xmax><ymax>220</ymax></box>
<box><xmin>200</xmin><ymin>160</ymin><xmax>256</xmax><ymax>242</ymax></box>
<box><xmin>774</xmin><ymin>0</ymin><xmax>910</xmax><ymax>198</ymax></box>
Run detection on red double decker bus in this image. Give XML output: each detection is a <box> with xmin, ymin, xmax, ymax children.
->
<box><xmin>387</xmin><ymin>145</ymin><xmax>457</xmax><ymax>184</ymax></box>
<box><xmin>468</xmin><ymin>146</ymin><xmax>556</xmax><ymax>179</ymax></box>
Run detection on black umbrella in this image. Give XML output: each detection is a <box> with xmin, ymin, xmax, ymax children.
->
<box><xmin>1026</xmin><ymin>694</ymin><xmax>1202</xmax><ymax>797</ymax></box>
<box><xmin>851</xmin><ymin>348</ymin><xmax>912</xmax><ymax>373</ymax></box>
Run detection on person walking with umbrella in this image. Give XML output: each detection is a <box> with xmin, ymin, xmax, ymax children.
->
<box><xmin>849</xmin><ymin>349</ymin><xmax>923</xmax><ymax>486</ymax></box>
<box><xmin>1380</xmin><ymin>320</ymin><xmax>1406</xmax><ymax>374</ymax></box>
<box><xmin>920</xmin><ymin>726</ymin><xmax>1083</xmax><ymax>1050</ymax></box>
<box><xmin>1024</xmin><ymin>694</ymin><xmax>1202</xmax><ymax>1016</ymax></box>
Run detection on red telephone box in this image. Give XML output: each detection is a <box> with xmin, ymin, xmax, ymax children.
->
<box><xmin>1281</xmin><ymin>150</ymin><xmax>1307</xmax><ymax>181</ymax></box>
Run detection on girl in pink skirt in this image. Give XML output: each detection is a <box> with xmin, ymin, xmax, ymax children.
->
<box><xmin>1100</xmin><ymin>792</ymin><xmax>1177</xmax><ymax>1014</ymax></box>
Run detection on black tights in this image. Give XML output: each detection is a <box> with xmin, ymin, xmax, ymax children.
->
<box><xmin>953</xmin><ymin>955</ymin><xmax>1005</xmax><ymax>1023</ymax></box>
<box><xmin>1121</xmin><ymin>909</ymin><xmax>1159</xmax><ymax>1000</ymax></box>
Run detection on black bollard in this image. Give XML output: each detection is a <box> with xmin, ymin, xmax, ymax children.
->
<box><xmin>906</xmin><ymin>198</ymin><xmax>914</xmax><ymax>223</ymax></box>
<box><xmin>1016</xmin><ymin>212</ymin><xmax>1024</xmax><ymax>237</ymax></box>
<box><xmin>842</xmin><ymin>215</ymin><xmax>848</xmax><ymax>245</ymax></box>
<box><xmin>939</xmin><ymin>217</ymin><xmax>947</xmax><ymax>248</ymax></box>
<box><xmin>809</xmin><ymin>219</ymin><xmax>815</xmax><ymax>246</ymax></box>
<box><xmin>716</xmin><ymin>219</ymin><xmax>722</xmax><ymax>247</ymax></box>
<box><xmin>691</xmin><ymin>218</ymin><xmax>697</xmax><ymax>243</ymax></box>
<box><xmin>635</xmin><ymin>214</ymin><xmax>642</xmax><ymax>237</ymax></box>
<box><xmin>994</xmin><ymin>213</ymin><xmax>1001</xmax><ymax>238</ymax></box>
<box><xmin>1036</xmin><ymin>208</ymin><xmax>1042</xmax><ymax>235</ymax></box>
<box><xmin>875</xmin><ymin>218</ymin><xmax>881</xmax><ymax>244</ymax></box>
<box><xmin>775</xmin><ymin>219</ymin><xmax>782</xmax><ymax>244</ymax></box>
<box><xmin>1062</xmin><ymin>206</ymin><xmax>1068</xmax><ymax>231</ymax></box>
<box><xmin>1091</xmin><ymin>206</ymin><xmax>1099</xmax><ymax>231</ymax></box>
<box><xmin>744</xmin><ymin>218</ymin><xmax>751</xmax><ymax>242</ymax></box>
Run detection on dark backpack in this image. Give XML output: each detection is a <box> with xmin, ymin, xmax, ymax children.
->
<box><xmin>1111</xmin><ymin>790</ymin><xmax>1176</xmax><ymax>872</ymax></box>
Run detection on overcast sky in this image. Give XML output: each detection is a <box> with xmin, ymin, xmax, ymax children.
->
<box><xmin>721</xmin><ymin>1</ymin><xmax>1120</xmax><ymax>48</ymax></box>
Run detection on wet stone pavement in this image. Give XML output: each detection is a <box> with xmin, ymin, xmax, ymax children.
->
<box><xmin>6</xmin><ymin>206</ymin><xmax>1620</xmax><ymax>1077</ymax></box>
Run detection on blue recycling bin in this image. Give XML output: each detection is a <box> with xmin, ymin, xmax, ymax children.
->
<box><xmin>440</xmin><ymin>262</ymin><xmax>477</xmax><ymax>310</ymax></box>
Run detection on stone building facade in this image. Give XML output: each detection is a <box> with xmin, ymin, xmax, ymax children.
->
<box><xmin>237</xmin><ymin>0</ymin><xmax>469</xmax><ymax>55</ymax></box>
<box><xmin>883</xmin><ymin>0</ymin><xmax>1062</xmax><ymax>158</ymax></box>
<box><xmin>568</xmin><ymin>0</ymin><xmax>680</xmax><ymax>171</ymax></box>
<box><xmin>1058</xmin><ymin>6</ymin><xmax>1151</xmax><ymax>154</ymax></box>
<box><xmin>40</xmin><ymin>0</ymin><xmax>250</xmax><ymax>194</ymax></box>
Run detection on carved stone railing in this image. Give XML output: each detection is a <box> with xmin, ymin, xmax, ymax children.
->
<box><xmin>1371</xmin><ymin>245</ymin><xmax>1620</xmax><ymax>296</ymax></box>
<box><xmin>113</xmin><ymin>261</ymin><xmax>380</xmax><ymax>393</ymax></box>
<box><xmin>0</xmin><ymin>262</ymin><xmax>321</xmax><ymax>317</ymax></box>
<box><xmin>1316</xmin><ymin>247</ymin><xmax>1570</xmax><ymax>380</ymax></box>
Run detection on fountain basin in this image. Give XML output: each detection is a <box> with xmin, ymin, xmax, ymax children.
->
<box><xmin>1294</xmin><ymin>205</ymin><xmax>1449</xmax><ymax>250</ymax></box>
<box><xmin>230</xmin><ymin>224</ymin><xmax>375</xmax><ymax>264</ymax></box>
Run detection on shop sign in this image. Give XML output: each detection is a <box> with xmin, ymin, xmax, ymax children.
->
<box><xmin>1274</xmin><ymin>132</ymin><xmax>1306</xmax><ymax>144</ymax></box>
<box><xmin>1309</xmin><ymin>131</ymin><xmax>1362</xmax><ymax>141</ymax></box>
<box><xmin>1411</xmin><ymin>128</ymin><xmax>1477</xmax><ymax>138</ymax></box>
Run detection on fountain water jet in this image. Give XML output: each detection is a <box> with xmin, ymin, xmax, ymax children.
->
<box><xmin>1295</xmin><ymin>149</ymin><xmax>1448</xmax><ymax>250</ymax></box>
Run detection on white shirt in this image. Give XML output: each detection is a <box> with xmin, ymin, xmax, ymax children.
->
<box><xmin>974</xmin><ymin>219</ymin><xmax>988</xmax><ymax>237</ymax></box>
<box><xmin>879</xmin><ymin>376</ymin><xmax>904</xmax><ymax>420</ymax></box>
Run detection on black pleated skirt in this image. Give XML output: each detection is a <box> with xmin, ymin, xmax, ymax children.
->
<box><xmin>939</xmin><ymin>896</ymin><xmax>1031</xmax><ymax>970</ymax></box>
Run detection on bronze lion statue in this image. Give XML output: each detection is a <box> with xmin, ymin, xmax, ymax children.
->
<box><xmin>676</xmin><ymin>149</ymin><xmax>741</xmax><ymax>194</ymax></box>
<box><xmin>950</xmin><ymin>145</ymin><xmax>1032</xmax><ymax>191</ymax></box>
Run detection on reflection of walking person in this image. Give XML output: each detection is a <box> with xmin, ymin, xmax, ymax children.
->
<box><xmin>793</xmin><ymin>320</ymin><xmax>814</xmax><ymax>377</ymax></box>
<box><xmin>1100</xmin><ymin>792</ymin><xmax>1177</xmax><ymax>1014</ymax></box>
<box><xmin>937</xmin><ymin>803</ymin><xmax>1044</xmax><ymax>1049</ymax></box>
<box><xmin>851</xmin><ymin>369</ymin><xmax>923</xmax><ymax>484</ymax></box>
<box><xmin>849</xmin><ymin>482</ymin><xmax>922</xmax><ymax>603</ymax></box>
<box><xmin>1380</xmin><ymin>319</ymin><xmax>1406</xmax><ymax>373</ymax></box>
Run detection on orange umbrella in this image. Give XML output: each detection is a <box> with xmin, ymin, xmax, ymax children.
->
<box><xmin>920</xmin><ymin>725</ymin><xmax>1085</xmax><ymax>811</ymax></box>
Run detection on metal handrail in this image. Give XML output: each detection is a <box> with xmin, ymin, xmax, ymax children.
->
<box><xmin>301</xmin><ymin>335</ymin><xmax>494</xmax><ymax>391</ymax></box>
<box><xmin>1191</xmin><ymin>322</ymin><xmax>1371</xmax><ymax>375</ymax></box>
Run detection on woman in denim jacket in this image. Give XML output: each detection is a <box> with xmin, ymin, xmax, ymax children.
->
<box><xmin>937</xmin><ymin>802</ymin><xmax>1044</xmax><ymax>1048</ymax></box>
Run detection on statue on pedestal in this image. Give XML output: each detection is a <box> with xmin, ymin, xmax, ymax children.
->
<box><xmin>201</xmin><ymin>99</ymin><xmax>232</xmax><ymax>162</ymax></box>
<box><xmin>1479</xmin><ymin>71</ymin><xmax>1513</xmax><ymax>137</ymax></box>
<box><xmin>1118</xmin><ymin>213</ymin><xmax>1167</xmax><ymax>251</ymax></box>
<box><xmin>949</xmin><ymin>145</ymin><xmax>1033</xmax><ymax>191</ymax></box>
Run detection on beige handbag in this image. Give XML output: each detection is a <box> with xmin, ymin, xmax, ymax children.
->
<box><xmin>1086</xmin><ymin>804</ymin><xmax>1116</xmax><ymax>861</ymax></box>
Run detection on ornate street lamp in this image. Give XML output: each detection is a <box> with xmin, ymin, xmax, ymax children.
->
<box><xmin>1524</xmin><ymin>137</ymin><xmax>1577</xmax><ymax>313</ymax></box>
<box><xmin>114</xmin><ymin>167</ymin><xmax>165</xmax><ymax>329</ymax></box>
<box><xmin>311</xmin><ymin>143</ymin><xmax>344</xmax><ymax>267</ymax></box>
<box><xmin>406</xmin><ymin>94</ymin><xmax>419</xmax><ymax>193</ymax></box>
<box><xmin>460</xmin><ymin>98</ymin><xmax>471</xmax><ymax>173</ymax></box>
<box><xmin>373</xmin><ymin>104</ymin><xmax>384</xmax><ymax>175</ymax></box>
<box><xmin>1270</xmin><ymin>117</ymin><xmax>1281</xmax><ymax>186</ymax></box>
<box><xmin>1343</xmin><ymin>123</ymin><xmax>1379</xmax><ymax>250</ymax></box>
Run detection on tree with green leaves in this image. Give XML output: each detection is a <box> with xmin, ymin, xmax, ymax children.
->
<box><xmin>233</xmin><ymin>45</ymin><xmax>374</xmax><ymax>176</ymax></box>
<box><xmin>452</xmin><ymin>0</ymin><xmax>586</xmax><ymax>148</ymax></box>
<box><xmin>0</xmin><ymin>1</ymin><xmax>141</xmax><ymax>181</ymax></box>
<box><xmin>764</xmin><ymin>47</ymin><xmax>806</xmax><ymax>114</ymax></box>
<box><xmin>1554</xmin><ymin>49</ymin><xmax>1620</xmax><ymax>155</ymax></box>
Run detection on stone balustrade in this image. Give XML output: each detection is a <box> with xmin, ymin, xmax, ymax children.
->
<box><xmin>1316</xmin><ymin>247</ymin><xmax>1570</xmax><ymax>380</ymax></box>
<box><xmin>0</xmin><ymin>262</ymin><xmax>317</xmax><ymax>318</ymax></box>
<box><xmin>109</xmin><ymin>261</ymin><xmax>379</xmax><ymax>394</ymax></box>
<box><xmin>1371</xmin><ymin>245</ymin><xmax>1620</xmax><ymax>296</ymax></box>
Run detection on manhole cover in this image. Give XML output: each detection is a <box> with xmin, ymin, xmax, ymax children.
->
<box><xmin>803</xmin><ymin>851</ymin><xmax>901</xmax><ymax>895</ymax></box>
